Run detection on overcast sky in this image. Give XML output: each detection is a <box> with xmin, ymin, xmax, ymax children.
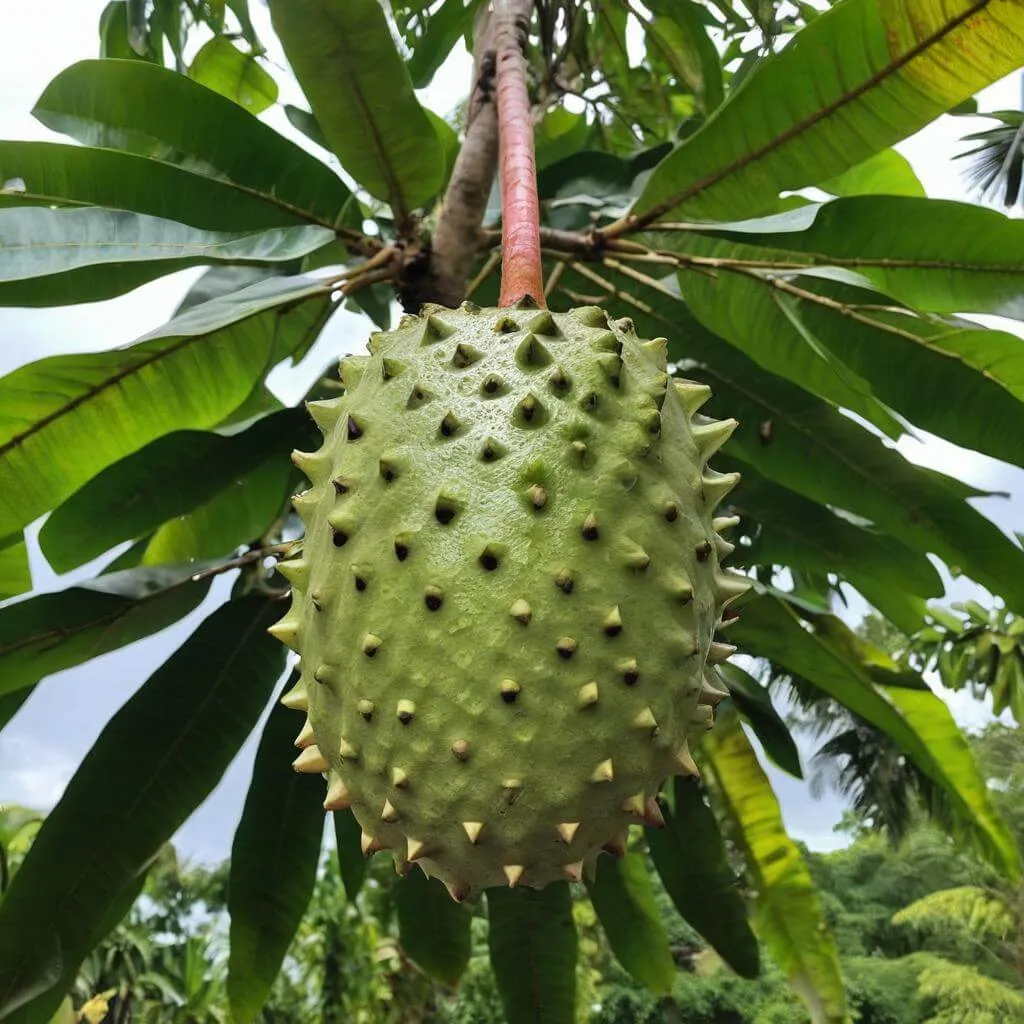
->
<box><xmin>0</xmin><ymin>2</ymin><xmax>1020</xmax><ymax>862</ymax></box>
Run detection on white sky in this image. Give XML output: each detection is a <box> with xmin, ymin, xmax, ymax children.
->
<box><xmin>0</xmin><ymin>2</ymin><xmax>1020</xmax><ymax>860</ymax></box>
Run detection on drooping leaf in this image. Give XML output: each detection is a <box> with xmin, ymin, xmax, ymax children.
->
<box><xmin>0</xmin><ymin>274</ymin><xmax>331</xmax><ymax>540</ymax></box>
<box><xmin>731</xmin><ymin>593</ymin><xmax>1021</xmax><ymax>877</ymax></box>
<box><xmin>40</xmin><ymin>409</ymin><xmax>311</xmax><ymax>573</ymax></box>
<box><xmin>644</xmin><ymin>0</ymin><xmax>724</xmax><ymax>113</ymax></box>
<box><xmin>585</xmin><ymin>852</ymin><xmax>675</xmax><ymax>994</ymax></box>
<box><xmin>647</xmin><ymin>778</ymin><xmax>760</xmax><ymax>979</ymax></box>
<box><xmin>704</xmin><ymin>710</ymin><xmax>847</xmax><ymax>1024</ymax></box>
<box><xmin>487</xmin><ymin>884</ymin><xmax>577</xmax><ymax>1024</ymax></box>
<box><xmin>717</xmin><ymin>663</ymin><xmax>803</xmax><ymax>779</ymax></box>
<box><xmin>188</xmin><ymin>37</ymin><xmax>278</xmax><ymax>114</ymax></box>
<box><xmin>0</xmin><ymin>141</ymin><xmax>315</xmax><ymax>231</ymax></box>
<box><xmin>140</xmin><ymin>457</ymin><xmax>294</xmax><ymax>565</ymax></box>
<box><xmin>0</xmin><ymin>596</ymin><xmax>287</xmax><ymax>1022</ymax></box>
<box><xmin>0</xmin><ymin>563</ymin><xmax>211</xmax><ymax>699</ymax></box>
<box><xmin>673</xmin><ymin>260</ymin><xmax>904</xmax><ymax>438</ymax></box>
<box><xmin>268</xmin><ymin>0</ymin><xmax>447</xmax><ymax>218</ymax></box>
<box><xmin>33</xmin><ymin>60</ymin><xmax>350</xmax><ymax>228</ymax></box>
<box><xmin>818</xmin><ymin>149</ymin><xmax>925</xmax><ymax>198</ymax></box>
<box><xmin>394</xmin><ymin>870</ymin><xmax>472</xmax><ymax>988</ymax></box>
<box><xmin>721</xmin><ymin>455</ymin><xmax>942</xmax><ymax>601</ymax></box>
<box><xmin>0</xmin><ymin>534</ymin><xmax>30</xmax><ymax>601</ymax></box>
<box><xmin>0</xmin><ymin>207</ymin><xmax>332</xmax><ymax>306</ymax></box>
<box><xmin>227</xmin><ymin>695</ymin><xmax>325</xmax><ymax>1024</ymax></box>
<box><xmin>332</xmin><ymin>811</ymin><xmax>366</xmax><ymax>903</ymax></box>
<box><xmin>407</xmin><ymin>0</ymin><xmax>482</xmax><ymax>89</ymax></box>
<box><xmin>635</xmin><ymin>0</ymin><xmax>1024</xmax><ymax>222</ymax></box>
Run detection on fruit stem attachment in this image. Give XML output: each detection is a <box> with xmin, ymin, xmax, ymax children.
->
<box><xmin>494</xmin><ymin>0</ymin><xmax>545</xmax><ymax>309</ymax></box>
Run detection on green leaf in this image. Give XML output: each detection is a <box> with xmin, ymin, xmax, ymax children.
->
<box><xmin>708</xmin><ymin>196</ymin><xmax>1024</xmax><ymax>320</ymax></box>
<box><xmin>394</xmin><ymin>870</ymin><xmax>472</xmax><ymax>988</ymax></box>
<box><xmin>0</xmin><ymin>563</ymin><xmax>211</xmax><ymax>700</ymax></box>
<box><xmin>0</xmin><ymin>207</ymin><xmax>332</xmax><ymax>306</ymax></box>
<box><xmin>535</xmin><ymin>109</ymin><xmax>590</xmax><ymax>171</ymax></box>
<box><xmin>332</xmin><ymin>811</ymin><xmax>366</xmax><ymax>903</ymax></box>
<box><xmin>818</xmin><ymin>149</ymin><xmax>924</xmax><ymax>198</ymax></box>
<box><xmin>585</xmin><ymin>853</ymin><xmax>675</xmax><ymax>994</ymax></box>
<box><xmin>0</xmin><ymin>596</ymin><xmax>286</xmax><ymax>1022</ymax></box>
<box><xmin>555</xmin><ymin>266</ymin><xmax>1024</xmax><ymax>617</ymax></box>
<box><xmin>635</xmin><ymin>0</ymin><xmax>1024</xmax><ymax>222</ymax></box>
<box><xmin>227</xmin><ymin>695</ymin><xmax>325</xmax><ymax>1024</ymax></box>
<box><xmin>0</xmin><ymin>534</ymin><xmax>30</xmax><ymax>601</ymax></box>
<box><xmin>646</xmin><ymin>778</ymin><xmax>760</xmax><ymax>979</ymax></box>
<box><xmin>487</xmin><ymin>884</ymin><xmax>577</xmax><ymax>1024</ymax></box>
<box><xmin>721</xmin><ymin>455</ymin><xmax>942</xmax><ymax>601</ymax></box>
<box><xmin>0</xmin><ymin>141</ymin><xmax>316</xmax><ymax>233</ymax></box>
<box><xmin>0</xmin><ymin>690</ymin><xmax>30</xmax><ymax>734</ymax></box>
<box><xmin>40</xmin><ymin>409</ymin><xmax>311</xmax><ymax>573</ymax></box>
<box><xmin>731</xmin><ymin>593</ymin><xmax>1021</xmax><ymax>877</ymax></box>
<box><xmin>283</xmin><ymin>105</ymin><xmax>330</xmax><ymax>152</ymax></box>
<box><xmin>269</xmin><ymin>0</ymin><xmax>447</xmax><ymax>218</ymax></box>
<box><xmin>0</xmin><ymin>274</ymin><xmax>330</xmax><ymax>539</ymax></box>
<box><xmin>407</xmin><ymin>0</ymin><xmax>482</xmax><ymax>88</ymax></box>
<box><xmin>141</xmin><ymin>457</ymin><xmax>293</xmax><ymax>565</ymax></box>
<box><xmin>717</xmin><ymin>663</ymin><xmax>803</xmax><ymax>779</ymax></box>
<box><xmin>704</xmin><ymin>710</ymin><xmax>847</xmax><ymax>1024</ymax></box>
<box><xmin>644</xmin><ymin>1</ymin><xmax>724</xmax><ymax>113</ymax></box>
<box><xmin>188</xmin><ymin>37</ymin><xmax>278</xmax><ymax>114</ymax></box>
<box><xmin>33</xmin><ymin>60</ymin><xmax>350</xmax><ymax>228</ymax></box>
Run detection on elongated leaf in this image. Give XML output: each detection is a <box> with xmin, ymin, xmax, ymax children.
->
<box><xmin>141</xmin><ymin>457</ymin><xmax>293</xmax><ymax>565</ymax></box>
<box><xmin>721</xmin><ymin>456</ymin><xmax>941</xmax><ymax>600</ymax></box>
<box><xmin>647</xmin><ymin>779</ymin><xmax>760</xmax><ymax>979</ymax></box>
<box><xmin>407</xmin><ymin>0</ymin><xmax>482</xmax><ymax>88</ymax></box>
<box><xmin>394</xmin><ymin>870</ymin><xmax>472</xmax><ymax>988</ymax></box>
<box><xmin>0</xmin><ymin>207</ymin><xmax>332</xmax><ymax>306</ymax></box>
<box><xmin>0</xmin><ymin>141</ymin><xmax>311</xmax><ymax>232</ymax></box>
<box><xmin>41</xmin><ymin>409</ymin><xmax>310</xmax><ymax>573</ymax></box>
<box><xmin>487</xmin><ymin>884</ymin><xmax>577</xmax><ymax>1024</ymax></box>
<box><xmin>188</xmin><ymin>37</ymin><xmax>277</xmax><ymax>114</ymax></box>
<box><xmin>717</xmin><ymin>663</ymin><xmax>803</xmax><ymax>779</ymax></box>
<box><xmin>33</xmin><ymin>60</ymin><xmax>350</xmax><ymax>228</ymax></box>
<box><xmin>635</xmin><ymin>0</ymin><xmax>1024</xmax><ymax>222</ymax></box>
<box><xmin>666</xmin><ymin>229</ymin><xmax>1024</xmax><ymax>468</ymax></box>
<box><xmin>0</xmin><ymin>274</ymin><xmax>330</xmax><ymax>539</ymax></box>
<box><xmin>0</xmin><ymin>563</ymin><xmax>211</xmax><ymax>699</ymax></box>
<box><xmin>675</xmin><ymin>261</ymin><xmax>902</xmax><ymax>437</ymax></box>
<box><xmin>0</xmin><ymin>534</ymin><xmax>30</xmax><ymax>601</ymax></box>
<box><xmin>0</xmin><ymin>596</ymin><xmax>286</xmax><ymax>1022</ymax></box>
<box><xmin>644</xmin><ymin>0</ymin><xmax>723</xmax><ymax>113</ymax></box>
<box><xmin>704</xmin><ymin>710</ymin><xmax>846</xmax><ymax>1024</ymax></box>
<box><xmin>555</xmin><ymin>266</ymin><xmax>1024</xmax><ymax>616</ymax></box>
<box><xmin>269</xmin><ymin>0</ymin><xmax>446</xmax><ymax>218</ymax></box>
<box><xmin>731</xmin><ymin>593</ymin><xmax>1020</xmax><ymax>876</ymax></box>
<box><xmin>228</xmin><ymin>697</ymin><xmax>325</xmax><ymax>1024</ymax></box>
<box><xmin>585</xmin><ymin>852</ymin><xmax>675</xmax><ymax>994</ymax></box>
<box><xmin>332</xmin><ymin>811</ymin><xmax>366</xmax><ymax>903</ymax></box>
<box><xmin>702</xmin><ymin>196</ymin><xmax>1024</xmax><ymax>319</ymax></box>
<box><xmin>818</xmin><ymin>149</ymin><xmax>924</xmax><ymax>198</ymax></box>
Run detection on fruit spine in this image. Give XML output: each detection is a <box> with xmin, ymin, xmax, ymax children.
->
<box><xmin>271</xmin><ymin>299</ymin><xmax>747</xmax><ymax>899</ymax></box>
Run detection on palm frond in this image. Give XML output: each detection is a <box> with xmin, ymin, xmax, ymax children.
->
<box><xmin>954</xmin><ymin>111</ymin><xmax>1024</xmax><ymax>208</ymax></box>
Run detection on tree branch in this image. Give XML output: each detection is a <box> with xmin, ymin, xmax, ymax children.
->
<box><xmin>414</xmin><ymin>5</ymin><xmax>504</xmax><ymax>308</ymax></box>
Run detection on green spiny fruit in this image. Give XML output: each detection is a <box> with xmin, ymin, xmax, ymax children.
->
<box><xmin>272</xmin><ymin>300</ymin><xmax>748</xmax><ymax>900</ymax></box>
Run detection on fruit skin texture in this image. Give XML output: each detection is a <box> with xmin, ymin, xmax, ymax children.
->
<box><xmin>273</xmin><ymin>300</ymin><xmax>747</xmax><ymax>899</ymax></box>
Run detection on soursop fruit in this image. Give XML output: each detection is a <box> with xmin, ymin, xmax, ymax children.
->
<box><xmin>271</xmin><ymin>300</ymin><xmax>748</xmax><ymax>900</ymax></box>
